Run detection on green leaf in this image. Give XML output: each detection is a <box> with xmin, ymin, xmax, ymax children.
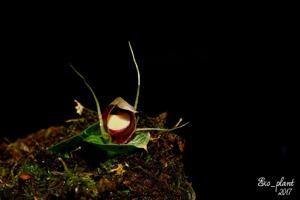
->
<box><xmin>49</xmin><ymin>122</ymin><xmax>150</xmax><ymax>158</ymax></box>
<box><xmin>127</xmin><ymin>132</ymin><xmax>150</xmax><ymax>150</ymax></box>
<box><xmin>83</xmin><ymin>132</ymin><xmax>150</xmax><ymax>157</ymax></box>
<box><xmin>48</xmin><ymin>122</ymin><xmax>101</xmax><ymax>153</ymax></box>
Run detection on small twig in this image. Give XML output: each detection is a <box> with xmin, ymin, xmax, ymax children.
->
<box><xmin>128</xmin><ymin>41</ymin><xmax>140</xmax><ymax>110</ymax></box>
<box><xmin>58</xmin><ymin>157</ymin><xmax>69</xmax><ymax>173</ymax></box>
<box><xmin>10</xmin><ymin>161</ymin><xmax>19</xmax><ymax>179</ymax></box>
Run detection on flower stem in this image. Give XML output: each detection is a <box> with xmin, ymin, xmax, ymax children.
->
<box><xmin>128</xmin><ymin>41</ymin><xmax>140</xmax><ymax>110</ymax></box>
<box><xmin>69</xmin><ymin>64</ymin><xmax>111</xmax><ymax>142</ymax></box>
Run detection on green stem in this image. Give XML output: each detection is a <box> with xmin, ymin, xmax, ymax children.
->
<box><xmin>69</xmin><ymin>64</ymin><xmax>111</xmax><ymax>142</ymax></box>
<box><xmin>128</xmin><ymin>41</ymin><xmax>140</xmax><ymax>110</ymax></box>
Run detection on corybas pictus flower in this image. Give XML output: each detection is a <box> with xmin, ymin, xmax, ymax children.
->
<box><xmin>102</xmin><ymin>97</ymin><xmax>137</xmax><ymax>144</ymax></box>
<box><xmin>49</xmin><ymin>41</ymin><xmax>188</xmax><ymax>156</ymax></box>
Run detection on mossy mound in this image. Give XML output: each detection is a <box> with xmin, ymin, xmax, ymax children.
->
<box><xmin>0</xmin><ymin>111</ymin><xmax>195</xmax><ymax>199</ymax></box>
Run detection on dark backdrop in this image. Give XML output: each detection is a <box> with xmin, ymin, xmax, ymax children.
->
<box><xmin>0</xmin><ymin>9</ymin><xmax>297</xmax><ymax>199</ymax></box>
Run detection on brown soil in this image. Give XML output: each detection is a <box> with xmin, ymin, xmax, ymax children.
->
<box><xmin>0</xmin><ymin>110</ymin><xmax>195</xmax><ymax>199</ymax></box>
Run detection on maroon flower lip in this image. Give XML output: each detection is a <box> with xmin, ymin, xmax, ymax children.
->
<box><xmin>102</xmin><ymin>97</ymin><xmax>137</xmax><ymax>144</ymax></box>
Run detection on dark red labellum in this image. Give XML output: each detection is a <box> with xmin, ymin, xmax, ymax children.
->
<box><xmin>102</xmin><ymin>97</ymin><xmax>137</xmax><ymax>144</ymax></box>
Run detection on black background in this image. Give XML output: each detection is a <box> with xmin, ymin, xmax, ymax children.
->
<box><xmin>0</xmin><ymin>7</ymin><xmax>297</xmax><ymax>199</ymax></box>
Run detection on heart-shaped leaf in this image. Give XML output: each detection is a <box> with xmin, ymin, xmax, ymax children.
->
<box><xmin>48</xmin><ymin>121</ymin><xmax>101</xmax><ymax>153</ymax></box>
<box><xmin>83</xmin><ymin>131</ymin><xmax>150</xmax><ymax>157</ymax></box>
<box><xmin>49</xmin><ymin>122</ymin><xmax>150</xmax><ymax>157</ymax></box>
